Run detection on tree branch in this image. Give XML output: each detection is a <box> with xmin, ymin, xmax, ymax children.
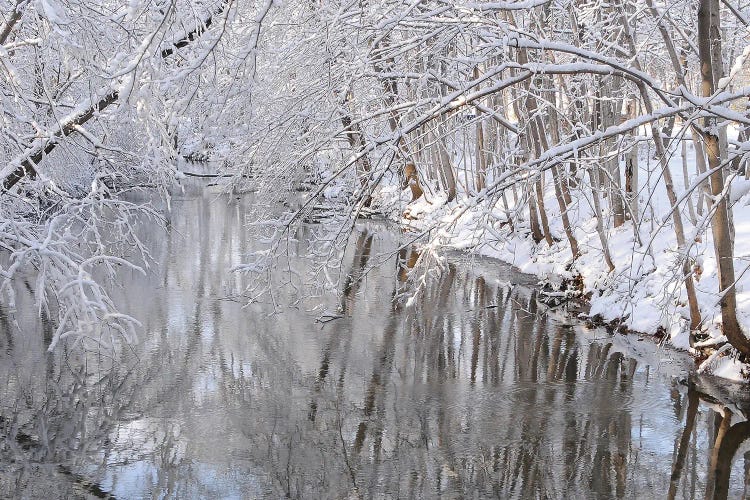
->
<box><xmin>2</xmin><ymin>2</ymin><xmax>228</xmax><ymax>193</ymax></box>
<box><xmin>160</xmin><ymin>0</ymin><xmax>229</xmax><ymax>58</ymax></box>
<box><xmin>0</xmin><ymin>0</ymin><xmax>25</xmax><ymax>46</ymax></box>
<box><xmin>2</xmin><ymin>91</ymin><xmax>119</xmax><ymax>191</ymax></box>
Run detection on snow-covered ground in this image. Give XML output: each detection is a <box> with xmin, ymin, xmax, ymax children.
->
<box><xmin>371</xmin><ymin>133</ymin><xmax>750</xmax><ymax>382</ymax></box>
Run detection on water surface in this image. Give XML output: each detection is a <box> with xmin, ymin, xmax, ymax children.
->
<box><xmin>1</xmin><ymin>187</ymin><xmax>749</xmax><ymax>499</ymax></box>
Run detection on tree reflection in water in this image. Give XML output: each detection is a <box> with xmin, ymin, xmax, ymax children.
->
<box><xmin>0</xmin><ymin>188</ymin><xmax>749</xmax><ymax>498</ymax></box>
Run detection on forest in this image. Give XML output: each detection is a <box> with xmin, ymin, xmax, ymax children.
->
<box><xmin>4</xmin><ymin>0</ymin><xmax>750</xmax><ymax>496</ymax></box>
<box><xmin>3</xmin><ymin>0</ymin><xmax>750</xmax><ymax>375</ymax></box>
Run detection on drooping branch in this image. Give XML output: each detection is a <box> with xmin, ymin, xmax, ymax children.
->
<box><xmin>720</xmin><ymin>0</ymin><xmax>749</xmax><ymax>26</ymax></box>
<box><xmin>0</xmin><ymin>0</ymin><xmax>25</xmax><ymax>46</ymax></box>
<box><xmin>2</xmin><ymin>2</ymin><xmax>229</xmax><ymax>193</ymax></box>
<box><xmin>2</xmin><ymin>91</ymin><xmax>119</xmax><ymax>191</ymax></box>
<box><xmin>160</xmin><ymin>0</ymin><xmax>230</xmax><ymax>58</ymax></box>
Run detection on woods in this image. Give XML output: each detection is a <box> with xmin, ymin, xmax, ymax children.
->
<box><xmin>3</xmin><ymin>0</ymin><xmax>750</xmax><ymax>371</ymax></box>
<box><xmin>10</xmin><ymin>1</ymin><xmax>750</xmax><ymax>496</ymax></box>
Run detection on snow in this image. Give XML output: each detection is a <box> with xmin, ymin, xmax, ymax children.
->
<box><xmin>374</xmin><ymin>127</ymin><xmax>750</xmax><ymax>382</ymax></box>
<box><xmin>37</xmin><ymin>0</ymin><xmax>69</xmax><ymax>25</ymax></box>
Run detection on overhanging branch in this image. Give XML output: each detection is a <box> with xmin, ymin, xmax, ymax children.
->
<box><xmin>2</xmin><ymin>1</ymin><xmax>229</xmax><ymax>193</ymax></box>
<box><xmin>2</xmin><ymin>91</ymin><xmax>119</xmax><ymax>191</ymax></box>
<box><xmin>160</xmin><ymin>0</ymin><xmax>229</xmax><ymax>58</ymax></box>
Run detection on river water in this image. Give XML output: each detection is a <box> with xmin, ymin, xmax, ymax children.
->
<box><xmin>1</xmin><ymin>186</ymin><xmax>750</xmax><ymax>499</ymax></box>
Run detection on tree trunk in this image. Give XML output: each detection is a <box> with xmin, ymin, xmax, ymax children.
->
<box><xmin>535</xmin><ymin>174</ymin><xmax>554</xmax><ymax>247</ymax></box>
<box><xmin>534</xmin><ymin>117</ymin><xmax>579</xmax><ymax>258</ymax></box>
<box><xmin>527</xmin><ymin>179</ymin><xmax>544</xmax><ymax>244</ymax></box>
<box><xmin>588</xmin><ymin>165</ymin><xmax>616</xmax><ymax>272</ymax></box>
<box><xmin>340</xmin><ymin>93</ymin><xmax>373</xmax><ymax>207</ymax></box>
<box><xmin>599</xmin><ymin>78</ymin><xmax>626</xmax><ymax>228</ymax></box>
<box><xmin>693</xmin><ymin>134</ymin><xmax>710</xmax><ymax>217</ymax></box>
<box><xmin>402</xmin><ymin>163</ymin><xmax>423</xmax><ymax>202</ymax></box>
<box><xmin>473</xmin><ymin>66</ymin><xmax>487</xmax><ymax>192</ymax></box>
<box><xmin>698</xmin><ymin>0</ymin><xmax>750</xmax><ymax>356</ymax></box>
<box><xmin>682</xmin><ymin>137</ymin><xmax>698</xmax><ymax>226</ymax></box>
<box><xmin>435</xmin><ymin>126</ymin><xmax>457</xmax><ymax>202</ymax></box>
<box><xmin>618</xmin><ymin>5</ymin><xmax>703</xmax><ymax>336</ymax></box>
<box><xmin>373</xmin><ymin>34</ymin><xmax>415</xmax><ymax>194</ymax></box>
<box><xmin>625</xmin><ymin>144</ymin><xmax>639</xmax><ymax>221</ymax></box>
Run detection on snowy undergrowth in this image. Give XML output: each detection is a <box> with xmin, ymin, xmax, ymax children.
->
<box><xmin>371</xmin><ymin>139</ymin><xmax>750</xmax><ymax>382</ymax></box>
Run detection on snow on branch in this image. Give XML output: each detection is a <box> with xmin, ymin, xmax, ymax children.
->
<box><xmin>160</xmin><ymin>0</ymin><xmax>231</xmax><ymax>58</ymax></box>
<box><xmin>1</xmin><ymin>90</ymin><xmax>119</xmax><ymax>192</ymax></box>
<box><xmin>1</xmin><ymin>1</ymin><xmax>230</xmax><ymax>193</ymax></box>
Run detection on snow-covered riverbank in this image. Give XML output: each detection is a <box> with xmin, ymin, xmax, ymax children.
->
<box><xmin>370</xmin><ymin>138</ymin><xmax>750</xmax><ymax>382</ymax></box>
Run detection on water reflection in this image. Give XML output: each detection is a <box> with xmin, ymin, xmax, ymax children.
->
<box><xmin>0</xmin><ymin>186</ymin><xmax>749</xmax><ymax>498</ymax></box>
<box><xmin>672</xmin><ymin>379</ymin><xmax>750</xmax><ymax>500</ymax></box>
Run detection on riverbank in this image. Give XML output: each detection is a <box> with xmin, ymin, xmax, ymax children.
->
<box><xmin>369</xmin><ymin>144</ymin><xmax>750</xmax><ymax>382</ymax></box>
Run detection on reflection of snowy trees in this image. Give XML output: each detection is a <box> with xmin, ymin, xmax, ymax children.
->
<box><xmin>2</xmin><ymin>193</ymin><xmax>749</xmax><ymax>497</ymax></box>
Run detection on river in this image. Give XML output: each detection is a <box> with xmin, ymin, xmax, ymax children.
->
<box><xmin>1</xmin><ymin>185</ymin><xmax>749</xmax><ymax>499</ymax></box>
